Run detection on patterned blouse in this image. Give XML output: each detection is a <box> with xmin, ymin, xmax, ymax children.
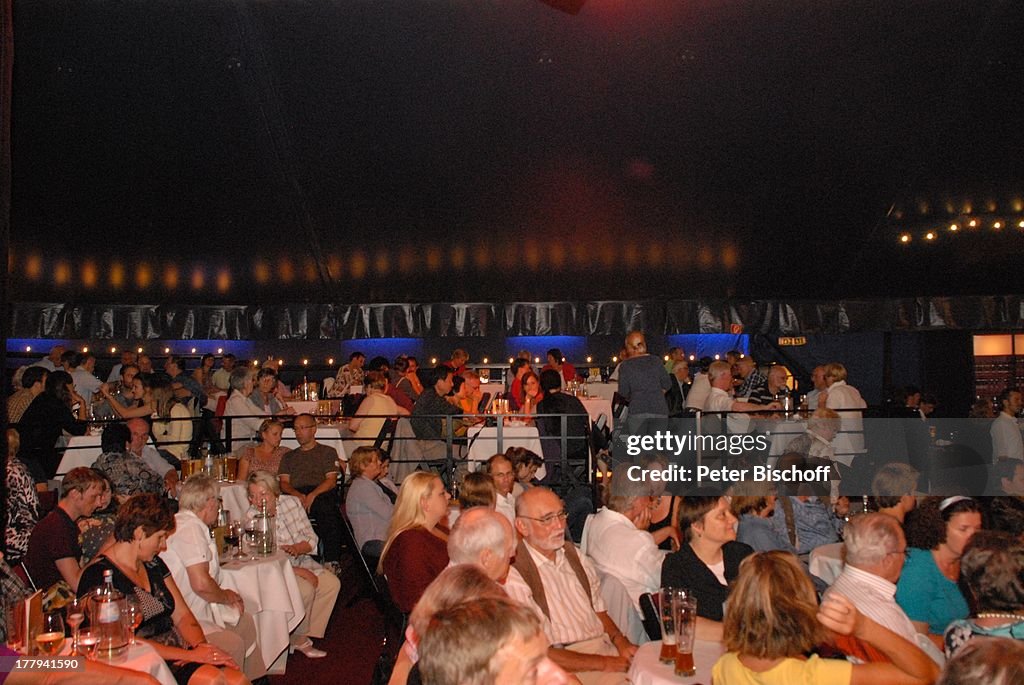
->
<box><xmin>237</xmin><ymin>444</ymin><xmax>290</xmax><ymax>475</ymax></box>
<box><xmin>93</xmin><ymin>450</ymin><xmax>166</xmax><ymax>498</ymax></box>
<box><xmin>330</xmin><ymin>363</ymin><xmax>364</xmax><ymax>397</ymax></box>
<box><xmin>5</xmin><ymin>455</ymin><xmax>41</xmax><ymax>563</ymax></box>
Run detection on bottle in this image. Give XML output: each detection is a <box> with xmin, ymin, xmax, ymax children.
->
<box><xmin>203</xmin><ymin>449</ymin><xmax>214</xmax><ymax>477</ymax></box>
<box><xmin>254</xmin><ymin>498</ymin><xmax>275</xmax><ymax>556</ymax></box>
<box><xmin>90</xmin><ymin>569</ymin><xmax>127</xmax><ymax>659</ymax></box>
<box><xmin>213</xmin><ymin>498</ymin><xmax>229</xmax><ymax>555</ymax></box>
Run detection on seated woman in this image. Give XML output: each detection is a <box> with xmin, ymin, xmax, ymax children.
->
<box><xmin>447</xmin><ymin>472</ymin><xmax>497</xmax><ymax>528</ymax></box>
<box><xmin>517</xmin><ymin>371</ymin><xmax>544</xmax><ymax>422</ymax></box>
<box><xmin>17</xmin><ymin>370</ymin><xmax>88</xmax><ymax>483</ymax></box>
<box><xmin>5</xmin><ymin>428</ymin><xmax>41</xmax><ymax>565</ymax></box>
<box><xmin>79</xmin><ymin>470</ymin><xmax>118</xmax><ymax>562</ymax></box>
<box><xmin>731</xmin><ymin>481</ymin><xmax>796</xmax><ymax>554</ymax></box>
<box><xmin>661</xmin><ymin>492</ymin><xmax>753</xmax><ymax>623</ymax></box>
<box><xmin>507</xmin><ymin>447</ymin><xmax>543</xmax><ymax>499</ymax></box>
<box><xmin>151</xmin><ymin>383</ymin><xmax>194</xmax><ymax>462</ymax></box>
<box><xmin>639</xmin><ymin>455</ymin><xmax>681</xmax><ymax>551</ymax></box>
<box><xmin>77</xmin><ymin>494</ymin><xmax>248</xmax><ymax>685</ymax></box>
<box><xmin>223</xmin><ymin>369</ymin><xmax>265</xmax><ymax>449</ymax></box>
<box><xmin>944</xmin><ymin>530</ymin><xmax>1024</xmax><ymax>656</ymax></box>
<box><xmin>349</xmin><ymin>371</ymin><xmax>407</xmax><ymax>446</ymax></box>
<box><xmin>897</xmin><ymin>496</ymin><xmax>983</xmax><ymax>635</ymax></box>
<box><xmin>379</xmin><ymin>472</ymin><xmax>451</xmax><ymax>614</ymax></box>
<box><xmin>235</xmin><ymin>419</ymin><xmax>288</xmax><ymax>481</ymax></box>
<box><xmin>99</xmin><ymin>371</ymin><xmax>158</xmax><ymax>421</ymax></box>
<box><xmin>246</xmin><ymin>471</ymin><xmax>340</xmax><ymax>659</ymax></box>
<box><xmin>713</xmin><ymin>551</ymin><xmax>940</xmax><ymax>685</ymax></box>
<box><xmin>393</xmin><ymin>356</ymin><xmax>423</xmax><ymax>403</ymax></box>
<box><xmin>346</xmin><ymin>446</ymin><xmax>395</xmax><ymax>564</ymax></box>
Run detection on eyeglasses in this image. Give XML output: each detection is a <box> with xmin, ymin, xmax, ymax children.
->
<box><xmin>519</xmin><ymin>510</ymin><xmax>568</xmax><ymax>526</ymax></box>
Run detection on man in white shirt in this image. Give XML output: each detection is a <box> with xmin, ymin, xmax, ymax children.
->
<box><xmin>504</xmin><ymin>487</ymin><xmax>636</xmax><ymax>685</ymax></box>
<box><xmin>448</xmin><ymin>507</ymin><xmax>516</xmax><ymax>583</ymax></box>
<box><xmin>31</xmin><ymin>345</ymin><xmax>65</xmax><ymax>372</ymax></box>
<box><xmin>991</xmin><ymin>388</ymin><xmax>1023</xmax><ymax>461</ymax></box>
<box><xmin>824</xmin><ymin>513</ymin><xmax>944</xmax><ymax>665</ymax></box>
<box><xmin>160</xmin><ymin>475</ymin><xmax>264</xmax><ymax>679</ymax></box>
<box><xmin>126</xmin><ymin>418</ymin><xmax>180</xmax><ymax>492</ymax></box>
<box><xmin>484</xmin><ymin>454</ymin><xmax>517</xmax><ymax>525</ymax></box>
<box><xmin>63</xmin><ymin>351</ymin><xmax>102</xmax><ymax>405</ymax></box>
<box><xmin>821</xmin><ymin>362</ymin><xmax>867</xmax><ymax>466</ymax></box>
<box><xmin>211</xmin><ymin>354</ymin><xmax>237</xmax><ymax>392</ymax></box>
<box><xmin>704</xmin><ymin>361</ymin><xmax>775</xmax><ymax>434</ymax></box>
<box><xmin>581</xmin><ymin>463</ymin><xmax>665</xmax><ymax>611</ymax></box>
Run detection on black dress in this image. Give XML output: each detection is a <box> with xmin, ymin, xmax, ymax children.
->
<box><xmin>648</xmin><ymin>497</ymin><xmax>680</xmax><ymax>551</ymax></box>
<box><xmin>16</xmin><ymin>394</ymin><xmax>87</xmax><ymax>482</ymax></box>
<box><xmin>660</xmin><ymin>540</ymin><xmax>753</xmax><ymax>621</ymax></box>
<box><xmin>78</xmin><ymin>556</ymin><xmax>204</xmax><ymax>685</ymax></box>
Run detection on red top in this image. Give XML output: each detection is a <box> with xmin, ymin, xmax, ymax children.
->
<box><xmin>382</xmin><ymin>526</ymin><xmax>449</xmax><ymax>613</ymax></box>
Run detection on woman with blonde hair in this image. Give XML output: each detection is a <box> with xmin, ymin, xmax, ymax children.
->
<box><xmin>152</xmin><ymin>382</ymin><xmax>193</xmax><ymax>460</ymax></box>
<box><xmin>379</xmin><ymin>472</ymin><xmax>451</xmax><ymax>613</ymax></box>
<box><xmin>713</xmin><ymin>551</ymin><xmax>940</xmax><ymax>685</ymax></box>
<box><xmin>235</xmin><ymin>419</ymin><xmax>288</xmax><ymax>481</ymax></box>
<box><xmin>387</xmin><ymin>564</ymin><xmax>505</xmax><ymax>685</ymax></box>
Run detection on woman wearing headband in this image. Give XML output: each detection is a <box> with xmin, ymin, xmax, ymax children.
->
<box><xmin>896</xmin><ymin>495</ymin><xmax>983</xmax><ymax>635</ymax></box>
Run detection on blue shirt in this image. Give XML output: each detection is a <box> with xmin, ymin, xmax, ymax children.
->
<box><xmin>789</xmin><ymin>496</ymin><xmax>843</xmax><ymax>555</ymax></box>
<box><xmin>896</xmin><ymin>547</ymin><xmax>969</xmax><ymax>634</ymax></box>
<box><xmin>737</xmin><ymin>513</ymin><xmax>797</xmax><ymax>554</ymax></box>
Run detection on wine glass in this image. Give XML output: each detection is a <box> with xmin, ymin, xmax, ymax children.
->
<box><xmin>36</xmin><ymin>611</ymin><xmax>65</xmax><ymax>656</ymax></box>
<box><xmin>65</xmin><ymin>597</ymin><xmax>86</xmax><ymax>656</ymax></box>
<box><xmin>125</xmin><ymin>596</ymin><xmax>142</xmax><ymax>646</ymax></box>
<box><xmin>244</xmin><ymin>517</ymin><xmax>259</xmax><ymax>560</ymax></box>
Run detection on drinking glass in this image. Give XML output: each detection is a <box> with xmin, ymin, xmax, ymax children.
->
<box><xmin>65</xmin><ymin>597</ymin><xmax>86</xmax><ymax>656</ymax></box>
<box><xmin>227</xmin><ymin>521</ymin><xmax>244</xmax><ymax>559</ymax></box>
<box><xmin>656</xmin><ymin>588</ymin><xmax>682</xmax><ymax>663</ymax></box>
<box><xmin>673</xmin><ymin>594</ymin><xmax>698</xmax><ymax>677</ymax></box>
<box><xmin>77</xmin><ymin>631</ymin><xmax>99</xmax><ymax>660</ymax></box>
<box><xmin>125</xmin><ymin>596</ymin><xmax>142</xmax><ymax>645</ymax></box>
<box><xmin>4</xmin><ymin>601</ymin><xmax>24</xmax><ymax>654</ymax></box>
<box><xmin>36</xmin><ymin>611</ymin><xmax>65</xmax><ymax>656</ymax></box>
<box><xmin>244</xmin><ymin>517</ymin><xmax>259</xmax><ymax>560</ymax></box>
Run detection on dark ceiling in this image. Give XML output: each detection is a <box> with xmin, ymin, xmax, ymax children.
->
<box><xmin>10</xmin><ymin>0</ymin><xmax>1024</xmax><ymax>303</ymax></box>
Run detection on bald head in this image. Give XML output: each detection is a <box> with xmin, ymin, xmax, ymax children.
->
<box><xmin>625</xmin><ymin>332</ymin><xmax>647</xmax><ymax>356</ymax></box>
<box><xmin>127</xmin><ymin>418</ymin><xmax>150</xmax><ymax>451</ymax></box>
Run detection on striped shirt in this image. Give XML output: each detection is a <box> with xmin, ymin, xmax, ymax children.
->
<box><xmin>504</xmin><ymin>541</ymin><xmax>607</xmax><ymax>646</ymax></box>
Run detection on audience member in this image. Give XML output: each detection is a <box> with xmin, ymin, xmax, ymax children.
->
<box><xmin>507</xmin><ymin>447</ymin><xmax>543</xmax><ymax>498</ymax></box>
<box><xmin>937</xmin><ymin>637</ymin><xmax>1024</xmax><ymax>685</ymax></box>
<box><xmin>346</xmin><ymin>446</ymin><xmax>395</xmax><ymax>563</ymax></box>
<box><xmin>410</xmin><ymin>365</ymin><xmax>463</xmax><ymax>441</ymax></box>
<box><xmin>64</xmin><ymin>350</ymin><xmax>103</xmax><ymax>404</ymax></box>
<box><xmin>77</xmin><ymin>471</ymin><xmax>119</xmax><ymax>562</ymax></box>
<box><xmin>483</xmin><ymin>453</ymin><xmax>517</xmax><ymax>524</ymax></box>
<box><xmin>991</xmin><ymin>388</ymin><xmax>1023</xmax><ymax>461</ymax></box>
<box><xmin>447</xmin><ymin>507</ymin><xmax>516</xmax><ymax>583</ymax></box>
<box><xmin>869</xmin><ymin>462</ymin><xmax>920</xmax><ymax>523</ymax></box>
<box><xmin>616</xmin><ymin>331</ymin><xmax>672</xmax><ymax>422</ymax></box>
<box><xmin>7</xmin><ymin>365</ymin><xmax>47</xmax><ymax>425</ymax></box>
<box><xmin>211</xmin><ymin>354</ymin><xmax>236</xmax><ymax>392</ymax></box>
<box><xmin>151</xmin><ymin>382</ymin><xmax>194</xmax><ymax>461</ymax></box>
<box><xmin>821</xmin><ymin>362</ymin><xmax>867</xmax><ymax>467</ymax></box>
<box><xmin>5</xmin><ymin>428</ymin><xmax>41</xmax><ymax>564</ymax></box>
<box><xmin>730</xmin><ymin>481</ymin><xmax>795</xmax><ymax>554</ymax></box>
<box><xmin>534</xmin><ymin>369</ymin><xmax>589</xmax><ymax>464</ymax></box>
<box><xmin>100</xmin><ymin>371</ymin><xmax>161</xmax><ymax>420</ymax></box>
<box><xmin>17</xmin><ymin>370</ymin><xmax>88</xmax><ymax>482</ymax></box>
<box><xmin>394</xmin><ymin>355</ymin><xmax>423</xmax><ymax>402</ymax></box>
<box><xmin>542</xmin><ymin>348</ymin><xmax>577</xmax><ymax>388</ymax></box>
<box><xmin>350</xmin><ymin>370</ymin><xmax>408</xmax><ymax>445</ymax></box>
<box><xmin>123</xmin><ymin>417</ymin><xmax>180</xmax><ymax>493</ymax></box>
<box><xmin>235</xmin><ymin>418</ymin><xmax>289</xmax><ymax>481</ymax></box>
<box><xmin>330</xmin><ymin>352</ymin><xmax>366</xmax><ymax>397</ymax></box>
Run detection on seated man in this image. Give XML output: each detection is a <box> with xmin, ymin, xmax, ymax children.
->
<box><xmin>160</xmin><ymin>475</ymin><xmax>265</xmax><ymax>680</ymax></box>
<box><xmin>534</xmin><ymin>370</ymin><xmax>589</xmax><ymax>464</ymax></box>
<box><xmin>824</xmin><ymin>513</ymin><xmax>944</xmax><ymax>665</ymax></box>
<box><xmin>410</xmin><ymin>365</ymin><xmax>464</xmax><ymax>441</ymax></box>
<box><xmin>23</xmin><ymin>467</ymin><xmax>104</xmax><ymax>598</ymax></box>
<box><xmin>482</xmin><ymin>454</ymin><xmax>517</xmax><ymax>525</ymax></box>
<box><xmin>505</xmin><ymin>487</ymin><xmax>636</xmax><ymax>685</ymax></box>
<box><xmin>278</xmin><ymin>413</ymin><xmax>344</xmax><ymax>574</ymax></box>
<box><xmin>125</xmin><ymin>418</ymin><xmax>179</xmax><ymax>493</ymax></box>
<box><xmin>419</xmin><ymin>596</ymin><xmax>571</xmax><ymax>685</ymax></box>
<box><xmin>93</xmin><ymin>422</ymin><xmax>167</xmax><ymax>499</ymax></box>
<box><xmin>447</xmin><ymin>506</ymin><xmax>517</xmax><ymax>583</ymax></box>
<box><xmin>581</xmin><ymin>463</ymin><xmax>666</xmax><ymax>611</ymax></box>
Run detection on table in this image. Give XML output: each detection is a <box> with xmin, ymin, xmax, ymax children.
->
<box><xmin>60</xmin><ymin>640</ymin><xmax>176</xmax><ymax>685</ymax></box>
<box><xmin>56</xmin><ymin>434</ymin><xmax>156</xmax><ymax>477</ymax></box>
<box><xmin>584</xmin><ymin>381</ymin><xmax>618</xmax><ymax>401</ymax></box>
<box><xmin>219</xmin><ymin>551</ymin><xmax>305</xmax><ymax>674</ymax></box>
<box><xmin>809</xmin><ymin>542</ymin><xmax>845</xmax><ymax>586</ymax></box>
<box><xmin>628</xmin><ymin>639</ymin><xmax>725</xmax><ymax>685</ymax></box>
<box><xmin>286</xmin><ymin>400</ymin><xmax>317</xmax><ymax>415</ymax></box>
<box><xmin>580</xmin><ymin>396</ymin><xmax>614</xmax><ymax>430</ymax></box>
<box><xmin>219</xmin><ymin>481</ymin><xmax>250</xmax><ymax>522</ymax></box>
<box><xmin>466</xmin><ymin>425</ymin><xmax>543</xmax><ymax>464</ymax></box>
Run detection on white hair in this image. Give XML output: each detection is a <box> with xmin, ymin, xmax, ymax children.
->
<box><xmin>448</xmin><ymin>508</ymin><xmax>509</xmax><ymax>565</ymax></box>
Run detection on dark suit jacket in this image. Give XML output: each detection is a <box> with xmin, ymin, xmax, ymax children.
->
<box><xmin>666</xmin><ymin>379</ymin><xmax>691</xmax><ymax>417</ymax></box>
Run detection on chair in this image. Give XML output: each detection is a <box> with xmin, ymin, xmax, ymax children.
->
<box><xmin>322</xmin><ymin>377</ymin><xmax>336</xmax><ymax>396</ymax></box>
<box><xmin>611</xmin><ymin>392</ymin><xmax>628</xmax><ymax>421</ymax></box>
<box><xmin>372</xmin><ymin>417</ymin><xmax>399</xmax><ymax>457</ymax></box>
<box><xmin>595</xmin><ymin>570</ymin><xmax>648</xmax><ymax>644</ymax></box>
<box><xmin>11</xmin><ymin>561</ymin><xmax>37</xmax><ymax>591</ymax></box>
<box><xmin>340</xmin><ymin>505</ymin><xmax>383</xmax><ymax>599</ymax></box>
<box><xmin>639</xmin><ymin>592</ymin><xmax>662</xmax><ymax>641</ymax></box>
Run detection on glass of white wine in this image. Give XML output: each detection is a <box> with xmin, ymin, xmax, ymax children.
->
<box><xmin>65</xmin><ymin>597</ymin><xmax>86</xmax><ymax>656</ymax></box>
<box><xmin>36</xmin><ymin>611</ymin><xmax>65</xmax><ymax>656</ymax></box>
<box><xmin>77</xmin><ymin>631</ymin><xmax>99</xmax><ymax>660</ymax></box>
<box><xmin>125</xmin><ymin>596</ymin><xmax>143</xmax><ymax>645</ymax></box>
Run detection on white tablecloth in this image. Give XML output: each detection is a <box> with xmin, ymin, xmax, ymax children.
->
<box><xmin>219</xmin><ymin>551</ymin><xmax>305</xmax><ymax>674</ymax></box>
<box><xmin>584</xmin><ymin>381</ymin><xmax>618</xmax><ymax>401</ymax></box>
<box><xmin>219</xmin><ymin>481</ymin><xmax>250</xmax><ymax>523</ymax></box>
<box><xmin>61</xmin><ymin>640</ymin><xmax>176</xmax><ymax>685</ymax></box>
<box><xmin>466</xmin><ymin>425</ymin><xmax>543</xmax><ymax>464</ymax></box>
<box><xmin>281</xmin><ymin>426</ymin><xmax>350</xmax><ymax>463</ymax></box>
<box><xmin>286</xmin><ymin>401</ymin><xmax>318</xmax><ymax>415</ymax></box>
<box><xmin>628</xmin><ymin>639</ymin><xmax>725</xmax><ymax>685</ymax></box>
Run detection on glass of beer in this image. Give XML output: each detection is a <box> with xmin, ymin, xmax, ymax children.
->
<box><xmin>656</xmin><ymin>588</ymin><xmax>681</xmax><ymax>663</ymax></box>
<box><xmin>673</xmin><ymin>594</ymin><xmax>698</xmax><ymax>677</ymax></box>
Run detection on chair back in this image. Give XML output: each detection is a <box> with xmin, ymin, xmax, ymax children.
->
<box><xmin>639</xmin><ymin>592</ymin><xmax>662</xmax><ymax>641</ymax></box>
<box><xmin>373</xmin><ymin>417</ymin><xmax>399</xmax><ymax>456</ymax></box>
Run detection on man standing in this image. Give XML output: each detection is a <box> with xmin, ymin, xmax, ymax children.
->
<box><xmin>824</xmin><ymin>513</ymin><xmax>944</xmax><ymax>665</ymax></box>
<box><xmin>484</xmin><ymin>454</ymin><xmax>517</xmax><ymax>525</ymax></box>
<box><xmin>505</xmin><ymin>487</ymin><xmax>636</xmax><ymax>685</ymax></box>
<box><xmin>64</xmin><ymin>351</ymin><xmax>102</xmax><ymax>405</ymax></box>
<box><xmin>23</xmin><ymin>467</ymin><xmax>105</xmax><ymax>593</ymax></box>
<box><xmin>7</xmin><ymin>366</ymin><xmax>47</xmax><ymax>424</ymax></box>
<box><xmin>617</xmin><ymin>331</ymin><xmax>672</xmax><ymax>422</ymax></box>
<box><xmin>991</xmin><ymin>388</ymin><xmax>1023</xmax><ymax>461</ymax></box>
<box><xmin>31</xmin><ymin>345</ymin><xmax>65</xmax><ymax>372</ymax></box>
<box><xmin>278</xmin><ymin>414</ymin><xmax>344</xmax><ymax>574</ymax></box>
<box><xmin>211</xmin><ymin>354</ymin><xmax>236</xmax><ymax>392</ymax></box>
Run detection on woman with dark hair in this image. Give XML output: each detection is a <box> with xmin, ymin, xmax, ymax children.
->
<box><xmin>661</xmin><ymin>492</ymin><xmax>754</xmax><ymax>623</ymax></box>
<box><xmin>100</xmin><ymin>371</ymin><xmax>160</xmax><ymax>420</ymax></box>
<box><xmin>944</xmin><ymin>531</ymin><xmax>1024</xmax><ymax>656</ymax></box>
<box><xmin>16</xmin><ymin>370</ymin><xmax>88</xmax><ymax>482</ymax></box>
<box><xmin>78</xmin><ymin>494</ymin><xmax>248</xmax><ymax>685</ymax></box>
<box><xmin>192</xmin><ymin>354</ymin><xmax>216</xmax><ymax>393</ymax></box>
<box><xmin>897</xmin><ymin>496</ymin><xmax>983</xmax><ymax>634</ymax></box>
<box><xmin>517</xmin><ymin>371</ymin><xmax>543</xmax><ymax>420</ymax></box>
<box><xmin>394</xmin><ymin>356</ymin><xmax>423</xmax><ymax>402</ymax></box>
<box><xmin>713</xmin><ymin>551</ymin><xmax>939</xmax><ymax>685</ymax></box>
<box><xmin>506</xmin><ymin>447</ymin><xmax>544</xmax><ymax>497</ymax></box>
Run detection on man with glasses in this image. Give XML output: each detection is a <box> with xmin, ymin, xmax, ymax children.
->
<box><xmin>824</xmin><ymin>513</ymin><xmax>944</xmax><ymax>665</ymax></box>
<box><xmin>279</xmin><ymin>413</ymin><xmax>344</xmax><ymax>575</ymax></box>
<box><xmin>505</xmin><ymin>487</ymin><xmax>636</xmax><ymax>685</ymax></box>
